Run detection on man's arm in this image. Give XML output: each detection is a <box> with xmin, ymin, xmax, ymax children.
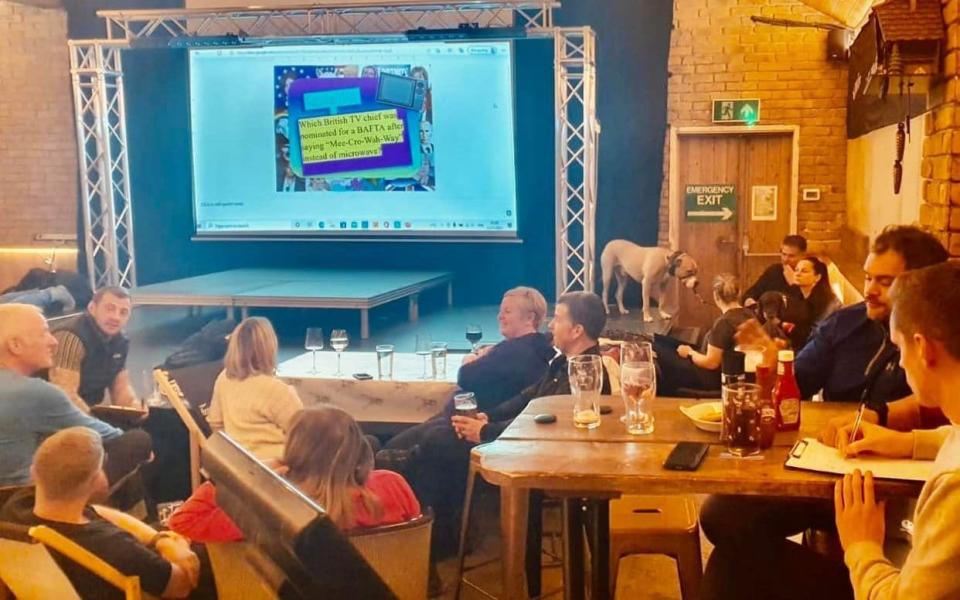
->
<box><xmin>109</xmin><ymin>369</ymin><xmax>139</xmax><ymax>408</ymax></box>
<box><xmin>31</xmin><ymin>383</ymin><xmax>123</xmax><ymax>441</ymax></box>
<box><xmin>49</xmin><ymin>331</ymin><xmax>91</xmax><ymax>413</ymax></box>
<box><xmin>793</xmin><ymin>313</ymin><xmax>838</xmax><ymax>399</ymax></box>
<box><xmin>92</xmin><ymin>505</ymin><xmax>199</xmax><ymax>598</ymax></box>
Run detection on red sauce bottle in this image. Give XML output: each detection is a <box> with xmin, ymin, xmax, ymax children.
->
<box><xmin>756</xmin><ymin>365</ymin><xmax>776</xmax><ymax>448</ymax></box>
<box><xmin>773</xmin><ymin>350</ymin><xmax>801</xmax><ymax>431</ymax></box>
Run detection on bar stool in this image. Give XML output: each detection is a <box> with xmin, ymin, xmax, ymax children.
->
<box><xmin>453</xmin><ymin>455</ymin><xmax>559</xmax><ymax>600</ymax></box>
<box><xmin>608</xmin><ymin>495</ymin><xmax>702</xmax><ymax>600</ymax></box>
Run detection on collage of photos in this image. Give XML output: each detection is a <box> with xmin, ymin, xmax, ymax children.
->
<box><xmin>274</xmin><ymin>64</ymin><xmax>435</xmax><ymax>193</ymax></box>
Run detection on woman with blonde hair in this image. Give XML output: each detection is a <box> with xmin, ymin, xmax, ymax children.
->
<box><xmin>207</xmin><ymin>317</ymin><xmax>302</xmax><ymax>461</ymax></box>
<box><xmin>169</xmin><ymin>406</ymin><xmax>420</xmax><ymax>541</ymax></box>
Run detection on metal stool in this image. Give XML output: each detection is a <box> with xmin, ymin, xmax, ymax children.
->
<box><xmin>454</xmin><ymin>457</ymin><xmax>560</xmax><ymax>600</ymax></box>
<box><xmin>608</xmin><ymin>495</ymin><xmax>702</xmax><ymax>600</ymax></box>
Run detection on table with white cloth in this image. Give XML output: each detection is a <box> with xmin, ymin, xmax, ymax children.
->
<box><xmin>277</xmin><ymin>351</ymin><xmax>466</xmax><ymax>424</ymax></box>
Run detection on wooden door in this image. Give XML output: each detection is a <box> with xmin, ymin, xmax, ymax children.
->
<box><xmin>674</xmin><ymin>131</ymin><xmax>794</xmax><ymax>333</ymax></box>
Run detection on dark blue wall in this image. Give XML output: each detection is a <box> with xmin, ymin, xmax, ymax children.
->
<box><xmin>67</xmin><ymin>0</ymin><xmax>671</xmax><ymax>304</ymax></box>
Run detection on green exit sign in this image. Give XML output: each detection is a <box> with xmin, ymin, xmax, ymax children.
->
<box><xmin>713</xmin><ymin>99</ymin><xmax>761</xmax><ymax>124</ymax></box>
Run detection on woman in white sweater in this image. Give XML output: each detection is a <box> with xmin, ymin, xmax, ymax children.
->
<box><xmin>207</xmin><ymin>317</ymin><xmax>303</xmax><ymax>461</ymax></box>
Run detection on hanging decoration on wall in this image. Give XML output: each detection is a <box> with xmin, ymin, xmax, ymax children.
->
<box><xmin>893</xmin><ymin>121</ymin><xmax>905</xmax><ymax>195</ymax></box>
<box><xmin>751</xmin><ymin>186</ymin><xmax>778</xmax><ymax>221</ymax></box>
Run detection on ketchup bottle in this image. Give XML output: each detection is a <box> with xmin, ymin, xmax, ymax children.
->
<box><xmin>756</xmin><ymin>365</ymin><xmax>776</xmax><ymax>448</ymax></box>
<box><xmin>773</xmin><ymin>350</ymin><xmax>801</xmax><ymax>431</ymax></box>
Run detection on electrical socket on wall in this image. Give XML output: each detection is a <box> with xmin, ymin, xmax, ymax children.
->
<box><xmin>802</xmin><ymin>188</ymin><xmax>821</xmax><ymax>202</ymax></box>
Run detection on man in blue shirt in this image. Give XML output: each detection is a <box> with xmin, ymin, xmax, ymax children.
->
<box><xmin>0</xmin><ymin>304</ymin><xmax>151</xmax><ymax>488</ymax></box>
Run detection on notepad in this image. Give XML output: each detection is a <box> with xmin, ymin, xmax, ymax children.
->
<box><xmin>785</xmin><ymin>438</ymin><xmax>933</xmax><ymax>482</ymax></box>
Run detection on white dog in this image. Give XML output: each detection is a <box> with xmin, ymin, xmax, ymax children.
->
<box><xmin>600</xmin><ymin>240</ymin><xmax>701</xmax><ymax>322</ymax></box>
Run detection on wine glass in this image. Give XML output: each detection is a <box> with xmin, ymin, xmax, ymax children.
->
<box><xmin>465</xmin><ymin>324</ymin><xmax>483</xmax><ymax>352</ymax></box>
<box><xmin>330</xmin><ymin>329</ymin><xmax>349</xmax><ymax>376</ymax></box>
<box><xmin>415</xmin><ymin>334</ymin><xmax>432</xmax><ymax>380</ymax></box>
<box><xmin>305</xmin><ymin>328</ymin><xmax>324</xmax><ymax>374</ymax></box>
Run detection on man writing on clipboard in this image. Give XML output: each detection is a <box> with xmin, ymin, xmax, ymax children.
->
<box><xmin>702</xmin><ymin>262</ymin><xmax>960</xmax><ymax>599</ymax></box>
<box><xmin>699</xmin><ymin>226</ymin><xmax>949</xmax><ymax>558</ymax></box>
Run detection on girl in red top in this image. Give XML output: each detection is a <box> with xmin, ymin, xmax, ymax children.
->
<box><xmin>169</xmin><ymin>406</ymin><xmax>421</xmax><ymax>542</ymax></box>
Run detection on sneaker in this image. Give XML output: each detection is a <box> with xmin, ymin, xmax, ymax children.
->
<box><xmin>50</xmin><ymin>285</ymin><xmax>76</xmax><ymax>312</ymax></box>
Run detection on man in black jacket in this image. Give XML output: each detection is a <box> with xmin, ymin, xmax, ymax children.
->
<box><xmin>741</xmin><ymin>234</ymin><xmax>806</xmax><ymax>307</ymax></box>
<box><xmin>390</xmin><ymin>292</ymin><xmax>610</xmax><ymax>563</ymax></box>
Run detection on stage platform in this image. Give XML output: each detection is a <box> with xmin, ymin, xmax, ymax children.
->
<box><xmin>131</xmin><ymin>268</ymin><xmax>454</xmax><ymax>339</ymax></box>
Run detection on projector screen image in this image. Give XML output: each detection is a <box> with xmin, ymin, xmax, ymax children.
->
<box><xmin>190</xmin><ymin>42</ymin><xmax>519</xmax><ymax>237</ymax></box>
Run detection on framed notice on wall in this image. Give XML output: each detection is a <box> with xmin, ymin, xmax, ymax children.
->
<box><xmin>751</xmin><ymin>185</ymin><xmax>778</xmax><ymax>221</ymax></box>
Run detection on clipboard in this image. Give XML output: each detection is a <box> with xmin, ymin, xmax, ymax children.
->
<box><xmin>785</xmin><ymin>438</ymin><xmax>932</xmax><ymax>482</ymax></box>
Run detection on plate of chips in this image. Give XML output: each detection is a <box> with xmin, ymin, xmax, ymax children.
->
<box><xmin>679</xmin><ymin>401</ymin><xmax>723</xmax><ymax>433</ymax></box>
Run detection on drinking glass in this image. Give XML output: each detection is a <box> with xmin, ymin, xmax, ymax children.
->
<box><xmin>415</xmin><ymin>334</ymin><xmax>432</xmax><ymax>379</ymax></box>
<box><xmin>430</xmin><ymin>341</ymin><xmax>448</xmax><ymax>379</ymax></box>
<box><xmin>620</xmin><ymin>362</ymin><xmax>656</xmax><ymax>434</ymax></box>
<box><xmin>568</xmin><ymin>354</ymin><xmax>603</xmax><ymax>429</ymax></box>
<box><xmin>376</xmin><ymin>344</ymin><xmax>395</xmax><ymax>380</ymax></box>
<box><xmin>621</xmin><ymin>341</ymin><xmax>654</xmax><ymax>365</ymax></box>
<box><xmin>330</xmin><ymin>329</ymin><xmax>349</xmax><ymax>376</ymax></box>
<box><xmin>453</xmin><ymin>392</ymin><xmax>478</xmax><ymax>418</ymax></box>
<box><xmin>465</xmin><ymin>324</ymin><xmax>483</xmax><ymax>352</ymax></box>
<box><xmin>722</xmin><ymin>382</ymin><xmax>762</xmax><ymax>457</ymax></box>
<box><xmin>305</xmin><ymin>328</ymin><xmax>324</xmax><ymax>374</ymax></box>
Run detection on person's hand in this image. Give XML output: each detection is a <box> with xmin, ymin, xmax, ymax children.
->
<box><xmin>476</xmin><ymin>345</ymin><xmax>494</xmax><ymax>358</ymax></box>
<box><xmin>735</xmin><ymin>319</ymin><xmax>779</xmax><ymax>368</ymax></box>
<box><xmin>834</xmin><ymin>470</ymin><xmax>885</xmax><ymax>551</ymax></box>
<box><xmin>461</xmin><ymin>353</ymin><xmax>479</xmax><ymax>366</ymax></box>
<box><xmin>451</xmin><ymin>413</ymin><xmax>489</xmax><ymax>444</ymax></box>
<box><xmin>262</xmin><ymin>457</ymin><xmax>290</xmax><ymax>476</ymax></box>
<box><xmin>744</xmin><ymin>298</ymin><xmax>757</xmax><ymax>308</ymax></box>
<box><xmin>676</xmin><ymin>345</ymin><xmax>693</xmax><ymax>359</ymax></box>
<box><xmin>819</xmin><ymin>410</ymin><xmax>879</xmax><ymax>447</ymax></box>
<box><xmin>837</xmin><ymin>421</ymin><xmax>914</xmax><ymax>459</ymax></box>
<box><xmin>156</xmin><ymin>535</ymin><xmax>200</xmax><ymax>587</ymax></box>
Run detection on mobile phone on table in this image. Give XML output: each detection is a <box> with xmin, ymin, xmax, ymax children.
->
<box><xmin>663</xmin><ymin>442</ymin><xmax>709</xmax><ymax>471</ymax></box>
<box><xmin>352</xmin><ymin>373</ymin><xmax>373</xmax><ymax>380</ymax></box>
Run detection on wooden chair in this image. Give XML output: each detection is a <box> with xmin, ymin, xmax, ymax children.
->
<box><xmin>155</xmin><ymin>368</ymin><xmax>208</xmax><ymax>491</ymax></box>
<box><xmin>207</xmin><ymin>542</ymin><xmax>285</xmax><ymax>600</ymax></box>
<box><xmin>348</xmin><ymin>512</ymin><xmax>433</xmax><ymax>600</ymax></box>
<box><xmin>608</xmin><ymin>495</ymin><xmax>702</xmax><ymax>600</ymax></box>
<box><xmin>0</xmin><ymin>521</ymin><xmax>145</xmax><ymax>600</ymax></box>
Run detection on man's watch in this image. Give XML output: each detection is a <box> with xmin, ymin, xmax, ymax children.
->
<box><xmin>147</xmin><ymin>531</ymin><xmax>182</xmax><ymax>549</ymax></box>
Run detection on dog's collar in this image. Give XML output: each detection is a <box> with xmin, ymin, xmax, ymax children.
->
<box><xmin>666</xmin><ymin>250</ymin><xmax>685</xmax><ymax>276</ymax></box>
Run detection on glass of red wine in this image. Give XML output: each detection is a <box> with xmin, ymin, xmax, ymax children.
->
<box><xmin>465</xmin><ymin>324</ymin><xmax>483</xmax><ymax>352</ymax></box>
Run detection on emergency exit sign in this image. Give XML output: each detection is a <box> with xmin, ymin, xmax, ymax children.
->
<box><xmin>712</xmin><ymin>99</ymin><xmax>761</xmax><ymax>124</ymax></box>
<box><xmin>684</xmin><ymin>184</ymin><xmax>736</xmax><ymax>222</ymax></box>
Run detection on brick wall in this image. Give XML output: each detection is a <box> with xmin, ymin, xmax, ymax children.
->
<box><xmin>919</xmin><ymin>0</ymin><xmax>960</xmax><ymax>257</ymax></box>
<box><xmin>659</xmin><ymin>0</ymin><xmax>848</xmax><ymax>254</ymax></box>
<box><xmin>0</xmin><ymin>1</ymin><xmax>78</xmax><ymax>245</ymax></box>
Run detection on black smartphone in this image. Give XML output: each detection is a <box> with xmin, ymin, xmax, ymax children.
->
<box><xmin>352</xmin><ymin>373</ymin><xmax>373</xmax><ymax>380</ymax></box>
<box><xmin>663</xmin><ymin>442</ymin><xmax>709</xmax><ymax>471</ymax></box>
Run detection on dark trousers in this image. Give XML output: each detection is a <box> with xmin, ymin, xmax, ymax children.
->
<box><xmin>653</xmin><ymin>336</ymin><xmax>720</xmax><ymax>394</ymax></box>
<box><xmin>699</xmin><ymin>495</ymin><xmax>853</xmax><ymax>600</ymax></box>
<box><xmin>102</xmin><ymin>429</ymin><xmax>153</xmax><ymax>511</ymax></box>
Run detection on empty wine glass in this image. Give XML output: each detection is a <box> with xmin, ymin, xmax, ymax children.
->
<box><xmin>305</xmin><ymin>328</ymin><xmax>324</xmax><ymax>374</ymax></box>
<box><xmin>415</xmin><ymin>334</ymin><xmax>432</xmax><ymax>379</ymax></box>
<box><xmin>465</xmin><ymin>324</ymin><xmax>482</xmax><ymax>352</ymax></box>
<box><xmin>330</xmin><ymin>329</ymin><xmax>349</xmax><ymax>376</ymax></box>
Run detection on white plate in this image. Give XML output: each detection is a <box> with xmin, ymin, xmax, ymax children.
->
<box><xmin>679</xmin><ymin>402</ymin><xmax>723</xmax><ymax>433</ymax></box>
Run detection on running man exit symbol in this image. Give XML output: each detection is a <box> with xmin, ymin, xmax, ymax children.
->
<box><xmin>712</xmin><ymin>99</ymin><xmax>761</xmax><ymax>124</ymax></box>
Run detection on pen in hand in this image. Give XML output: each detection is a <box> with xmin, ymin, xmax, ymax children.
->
<box><xmin>848</xmin><ymin>403</ymin><xmax>866</xmax><ymax>446</ymax></box>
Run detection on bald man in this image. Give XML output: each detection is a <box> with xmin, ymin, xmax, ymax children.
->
<box><xmin>0</xmin><ymin>304</ymin><xmax>151</xmax><ymax>488</ymax></box>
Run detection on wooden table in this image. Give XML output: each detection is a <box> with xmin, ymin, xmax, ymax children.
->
<box><xmin>473</xmin><ymin>395</ymin><xmax>923</xmax><ymax>600</ymax></box>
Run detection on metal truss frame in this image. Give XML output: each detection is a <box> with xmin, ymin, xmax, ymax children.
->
<box><xmin>69</xmin><ymin>40</ymin><xmax>137</xmax><ymax>289</ymax></box>
<box><xmin>69</xmin><ymin>1</ymin><xmax>598</xmax><ymax>297</ymax></box>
